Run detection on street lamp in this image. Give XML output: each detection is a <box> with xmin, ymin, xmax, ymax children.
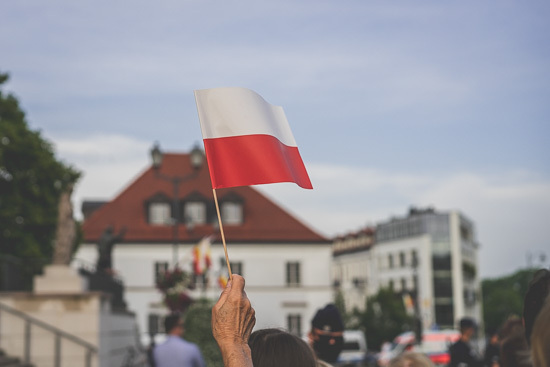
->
<box><xmin>150</xmin><ymin>142</ymin><xmax>204</xmax><ymax>266</ymax></box>
<box><xmin>411</xmin><ymin>252</ymin><xmax>423</xmax><ymax>345</ymax></box>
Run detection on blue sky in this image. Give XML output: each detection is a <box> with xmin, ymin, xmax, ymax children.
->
<box><xmin>1</xmin><ymin>1</ymin><xmax>549</xmax><ymax>277</ymax></box>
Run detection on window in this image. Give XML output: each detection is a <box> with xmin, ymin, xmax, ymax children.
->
<box><xmin>389</xmin><ymin>279</ymin><xmax>395</xmax><ymax>290</ymax></box>
<box><xmin>286</xmin><ymin>262</ymin><xmax>301</xmax><ymax>287</ymax></box>
<box><xmin>149</xmin><ymin>202</ymin><xmax>171</xmax><ymax>225</ymax></box>
<box><xmin>388</xmin><ymin>254</ymin><xmax>394</xmax><ymax>269</ymax></box>
<box><xmin>411</xmin><ymin>250</ymin><xmax>418</xmax><ymax>267</ymax></box>
<box><xmin>148</xmin><ymin>313</ymin><xmax>163</xmax><ymax>334</ymax></box>
<box><xmin>230</xmin><ymin>261</ymin><xmax>243</xmax><ymax>276</ymax></box>
<box><xmin>399</xmin><ymin>252</ymin><xmax>406</xmax><ymax>267</ymax></box>
<box><xmin>154</xmin><ymin>261</ymin><xmax>168</xmax><ymax>283</ymax></box>
<box><xmin>401</xmin><ymin>278</ymin><xmax>407</xmax><ymax>291</ymax></box>
<box><xmin>432</xmin><ymin>254</ymin><xmax>452</xmax><ymax>271</ymax></box>
<box><xmin>222</xmin><ymin>202</ymin><xmax>243</xmax><ymax>225</ymax></box>
<box><xmin>434</xmin><ymin>304</ymin><xmax>454</xmax><ymax>328</ymax></box>
<box><xmin>287</xmin><ymin>314</ymin><xmax>302</xmax><ymax>336</ymax></box>
<box><xmin>184</xmin><ymin>202</ymin><xmax>206</xmax><ymax>225</ymax></box>
<box><xmin>433</xmin><ymin>276</ymin><xmax>453</xmax><ymax>298</ymax></box>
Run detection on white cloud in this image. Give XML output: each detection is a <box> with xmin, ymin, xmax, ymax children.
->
<box><xmin>50</xmin><ymin>133</ymin><xmax>150</xmax><ymax>218</ymax></box>
<box><xmin>49</xmin><ymin>133</ymin><xmax>549</xmax><ymax>278</ymax></box>
<box><xmin>259</xmin><ymin>166</ymin><xmax>550</xmax><ymax>278</ymax></box>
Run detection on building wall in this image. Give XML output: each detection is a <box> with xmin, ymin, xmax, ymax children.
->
<box><xmin>332</xmin><ymin>250</ymin><xmax>372</xmax><ymax>311</ymax></box>
<box><xmin>371</xmin><ymin>234</ymin><xmax>435</xmax><ymax>329</ymax></box>
<box><xmin>332</xmin><ymin>209</ymin><xmax>483</xmax><ymax>331</ymax></box>
<box><xmin>74</xmin><ymin>241</ymin><xmax>333</xmax><ymax>341</ymax></box>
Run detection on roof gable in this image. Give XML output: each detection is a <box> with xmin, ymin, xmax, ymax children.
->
<box><xmin>82</xmin><ymin>152</ymin><xmax>328</xmax><ymax>244</ymax></box>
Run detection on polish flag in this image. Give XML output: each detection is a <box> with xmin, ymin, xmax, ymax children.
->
<box><xmin>194</xmin><ymin>87</ymin><xmax>313</xmax><ymax>189</ymax></box>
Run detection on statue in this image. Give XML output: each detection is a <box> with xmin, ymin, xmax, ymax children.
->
<box><xmin>96</xmin><ymin>225</ymin><xmax>126</xmax><ymax>273</ymax></box>
<box><xmin>52</xmin><ymin>185</ymin><xmax>76</xmax><ymax>265</ymax></box>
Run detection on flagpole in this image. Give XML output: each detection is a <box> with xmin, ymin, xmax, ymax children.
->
<box><xmin>212</xmin><ymin>189</ymin><xmax>233</xmax><ymax>279</ymax></box>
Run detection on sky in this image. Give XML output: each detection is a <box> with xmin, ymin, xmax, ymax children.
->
<box><xmin>1</xmin><ymin>1</ymin><xmax>549</xmax><ymax>278</ymax></box>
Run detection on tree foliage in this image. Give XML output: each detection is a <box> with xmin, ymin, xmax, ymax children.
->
<box><xmin>0</xmin><ymin>72</ymin><xmax>80</xmax><ymax>261</ymax></box>
<box><xmin>358</xmin><ymin>288</ymin><xmax>414</xmax><ymax>351</ymax></box>
<box><xmin>184</xmin><ymin>298</ymin><xmax>223</xmax><ymax>367</ymax></box>
<box><xmin>481</xmin><ymin>268</ymin><xmax>538</xmax><ymax>333</ymax></box>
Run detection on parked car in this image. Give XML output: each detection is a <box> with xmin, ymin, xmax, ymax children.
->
<box><xmin>377</xmin><ymin>330</ymin><xmax>460</xmax><ymax>367</ymax></box>
<box><xmin>336</xmin><ymin>330</ymin><xmax>369</xmax><ymax>367</ymax></box>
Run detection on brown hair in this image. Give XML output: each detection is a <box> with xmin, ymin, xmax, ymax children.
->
<box><xmin>531</xmin><ymin>296</ymin><xmax>550</xmax><ymax>367</ymax></box>
<box><xmin>249</xmin><ymin>328</ymin><xmax>317</xmax><ymax>367</ymax></box>
<box><xmin>523</xmin><ymin>268</ymin><xmax>550</xmax><ymax>344</ymax></box>
<box><xmin>389</xmin><ymin>352</ymin><xmax>434</xmax><ymax>367</ymax></box>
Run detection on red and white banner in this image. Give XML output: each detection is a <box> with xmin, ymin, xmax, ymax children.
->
<box><xmin>194</xmin><ymin>87</ymin><xmax>312</xmax><ymax>189</ymax></box>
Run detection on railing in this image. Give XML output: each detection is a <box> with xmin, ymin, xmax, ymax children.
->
<box><xmin>0</xmin><ymin>302</ymin><xmax>97</xmax><ymax>367</ymax></box>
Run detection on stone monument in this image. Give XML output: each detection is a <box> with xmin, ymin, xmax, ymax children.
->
<box><xmin>34</xmin><ymin>185</ymin><xmax>85</xmax><ymax>293</ymax></box>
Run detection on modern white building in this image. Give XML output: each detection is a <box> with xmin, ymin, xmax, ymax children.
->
<box><xmin>73</xmin><ymin>150</ymin><xmax>332</xmax><ymax>343</ymax></box>
<box><xmin>333</xmin><ymin>207</ymin><xmax>483</xmax><ymax>330</ymax></box>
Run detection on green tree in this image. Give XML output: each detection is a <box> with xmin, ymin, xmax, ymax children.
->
<box><xmin>184</xmin><ymin>298</ymin><xmax>223</xmax><ymax>367</ymax></box>
<box><xmin>481</xmin><ymin>268</ymin><xmax>538</xmax><ymax>333</ymax></box>
<box><xmin>0</xmin><ymin>72</ymin><xmax>80</xmax><ymax>278</ymax></box>
<box><xmin>359</xmin><ymin>288</ymin><xmax>413</xmax><ymax>351</ymax></box>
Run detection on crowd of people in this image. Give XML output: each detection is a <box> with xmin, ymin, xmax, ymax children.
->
<box><xmin>150</xmin><ymin>268</ymin><xmax>550</xmax><ymax>367</ymax></box>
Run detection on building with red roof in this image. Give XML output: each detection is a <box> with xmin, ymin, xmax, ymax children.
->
<box><xmin>74</xmin><ymin>149</ymin><xmax>332</xmax><ymax>342</ymax></box>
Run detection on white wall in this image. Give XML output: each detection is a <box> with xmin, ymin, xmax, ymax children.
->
<box><xmin>74</xmin><ymin>241</ymin><xmax>333</xmax><ymax>341</ymax></box>
<box><xmin>371</xmin><ymin>235</ymin><xmax>435</xmax><ymax>328</ymax></box>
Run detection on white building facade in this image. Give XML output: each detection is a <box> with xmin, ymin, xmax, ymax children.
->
<box><xmin>74</xmin><ymin>151</ymin><xmax>332</xmax><ymax>343</ymax></box>
<box><xmin>74</xmin><ymin>241</ymin><xmax>333</xmax><ymax>343</ymax></box>
<box><xmin>333</xmin><ymin>208</ymin><xmax>483</xmax><ymax>330</ymax></box>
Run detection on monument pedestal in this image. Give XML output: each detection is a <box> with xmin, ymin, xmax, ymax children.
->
<box><xmin>34</xmin><ymin>264</ymin><xmax>87</xmax><ymax>294</ymax></box>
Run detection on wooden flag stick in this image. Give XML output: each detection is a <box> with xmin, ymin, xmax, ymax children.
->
<box><xmin>213</xmin><ymin>188</ymin><xmax>233</xmax><ymax>279</ymax></box>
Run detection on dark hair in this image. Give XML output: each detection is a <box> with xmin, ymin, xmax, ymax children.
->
<box><xmin>164</xmin><ymin>313</ymin><xmax>182</xmax><ymax>334</ymax></box>
<box><xmin>249</xmin><ymin>328</ymin><xmax>317</xmax><ymax>367</ymax></box>
<box><xmin>311</xmin><ymin>304</ymin><xmax>344</xmax><ymax>332</ymax></box>
<box><xmin>523</xmin><ymin>268</ymin><xmax>550</xmax><ymax>345</ymax></box>
<box><xmin>458</xmin><ymin>317</ymin><xmax>476</xmax><ymax>333</ymax></box>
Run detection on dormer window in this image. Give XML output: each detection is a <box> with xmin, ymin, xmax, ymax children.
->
<box><xmin>222</xmin><ymin>202</ymin><xmax>243</xmax><ymax>225</ymax></box>
<box><xmin>184</xmin><ymin>202</ymin><xmax>206</xmax><ymax>225</ymax></box>
<box><xmin>219</xmin><ymin>191</ymin><xmax>244</xmax><ymax>226</ymax></box>
<box><xmin>149</xmin><ymin>202</ymin><xmax>171</xmax><ymax>225</ymax></box>
<box><xmin>146</xmin><ymin>193</ymin><xmax>172</xmax><ymax>225</ymax></box>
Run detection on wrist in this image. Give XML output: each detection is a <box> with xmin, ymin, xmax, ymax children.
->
<box><xmin>218</xmin><ymin>342</ymin><xmax>252</xmax><ymax>367</ymax></box>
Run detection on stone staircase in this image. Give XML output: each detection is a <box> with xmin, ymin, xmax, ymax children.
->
<box><xmin>0</xmin><ymin>350</ymin><xmax>33</xmax><ymax>367</ymax></box>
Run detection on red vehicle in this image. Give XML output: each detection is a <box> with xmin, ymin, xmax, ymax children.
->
<box><xmin>377</xmin><ymin>330</ymin><xmax>460</xmax><ymax>367</ymax></box>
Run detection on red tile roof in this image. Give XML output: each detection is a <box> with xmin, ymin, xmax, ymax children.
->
<box><xmin>82</xmin><ymin>152</ymin><xmax>328</xmax><ymax>244</ymax></box>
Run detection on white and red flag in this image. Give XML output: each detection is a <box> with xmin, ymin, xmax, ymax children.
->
<box><xmin>194</xmin><ymin>87</ymin><xmax>312</xmax><ymax>190</ymax></box>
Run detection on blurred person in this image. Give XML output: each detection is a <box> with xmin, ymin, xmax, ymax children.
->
<box><xmin>153</xmin><ymin>313</ymin><xmax>206</xmax><ymax>367</ymax></box>
<box><xmin>523</xmin><ymin>268</ymin><xmax>550</xmax><ymax>345</ymax></box>
<box><xmin>484</xmin><ymin>328</ymin><xmax>500</xmax><ymax>367</ymax></box>
<box><xmin>498</xmin><ymin>316</ymin><xmax>531</xmax><ymax>367</ymax></box>
<box><xmin>389</xmin><ymin>352</ymin><xmax>434</xmax><ymax>367</ymax></box>
<box><xmin>308</xmin><ymin>304</ymin><xmax>345</xmax><ymax>366</ymax></box>
<box><xmin>211</xmin><ymin>274</ymin><xmax>255</xmax><ymax>367</ymax></box>
<box><xmin>530</xmin><ymin>295</ymin><xmax>550</xmax><ymax>367</ymax></box>
<box><xmin>449</xmin><ymin>317</ymin><xmax>483</xmax><ymax>367</ymax></box>
<box><xmin>248</xmin><ymin>328</ymin><xmax>317</xmax><ymax>367</ymax></box>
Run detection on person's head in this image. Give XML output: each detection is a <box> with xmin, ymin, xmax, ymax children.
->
<box><xmin>531</xmin><ymin>295</ymin><xmax>550</xmax><ymax>367</ymax></box>
<box><xmin>499</xmin><ymin>316</ymin><xmax>524</xmax><ymax>340</ymax></box>
<box><xmin>309</xmin><ymin>304</ymin><xmax>344</xmax><ymax>363</ymax></box>
<box><xmin>458</xmin><ymin>317</ymin><xmax>477</xmax><ymax>341</ymax></box>
<box><xmin>164</xmin><ymin>313</ymin><xmax>184</xmax><ymax>336</ymax></box>
<box><xmin>248</xmin><ymin>328</ymin><xmax>316</xmax><ymax>367</ymax></box>
<box><xmin>389</xmin><ymin>352</ymin><xmax>434</xmax><ymax>367</ymax></box>
<box><xmin>486</xmin><ymin>327</ymin><xmax>500</xmax><ymax>345</ymax></box>
<box><xmin>523</xmin><ymin>268</ymin><xmax>550</xmax><ymax>345</ymax></box>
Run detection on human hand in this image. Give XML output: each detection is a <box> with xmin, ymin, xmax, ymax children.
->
<box><xmin>212</xmin><ymin>275</ymin><xmax>255</xmax><ymax>367</ymax></box>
